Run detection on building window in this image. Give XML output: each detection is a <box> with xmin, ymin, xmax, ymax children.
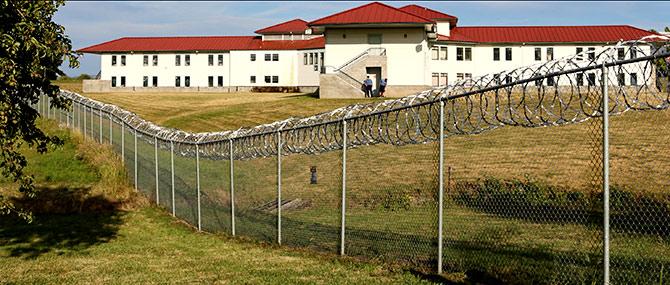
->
<box><xmin>175</xmin><ymin>55</ymin><xmax>181</xmax><ymax>66</ymax></box>
<box><xmin>250</xmin><ymin>54</ymin><xmax>256</xmax><ymax>61</ymax></box>
<box><xmin>440</xmin><ymin>73</ymin><xmax>448</xmax><ymax>86</ymax></box>
<box><xmin>272</xmin><ymin>53</ymin><xmax>279</xmax><ymax>61</ymax></box>
<box><xmin>315</xmin><ymin>52</ymin><xmax>319</xmax><ymax>65</ymax></box>
<box><xmin>535</xmin><ymin>78</ymin><xmax>543</xmax><ymax>86</ymax></box>
<box><xmin>143</xmin><ymin>55</ymin><xmax>148</xmax><ymax>66</ymax></box>
<box><xmin>432</xmin><ymin>73</ymin><xmax>439</xmax><ymax>86</ymax></box>
<box><xmin>546</xmin><ymin>47</ymin><xmax>554</xmax><ymax>61</ymax></box>
<box><xmin>457</xmin><ymin>47</ymin><xmax>471</xmax><ymax>61</ymax></box>
<box><xmin>576</xmin><ymin>47</ymin><xmax>583</xmax><ymax>61</ymax></box>
<box><xmin>152</xmin><ymin>55</ymin><xmax>158</xmax><ymax>66</ymax></box>
<box><xmin>546</xmin><ymin>76</ymin><xmax>555</xmax><ymax>86</ymax></box>
<box><xmin>120</xmin><ymin>76</ymin><xmax>126</xmax><ymax>87</ymax></box>
<box><xmin>308</xmin><ymin>53</ymin><xmax>313</xmax><ymax>65</ymax></box>
<box><xmin>534</xmin><ymin>48</ymin><xmax>541</xmax><ymax>61</ymax></box>
<box><xmin>152</xmin><ymin>76</ymin><xmax>158</xmax><ymax>87</ymax></box>
<box><xmin>367</xmin><ymin>34</ymin><xmax>382</xmax><ymax>45</ymax></box>
<box><xmin>493</xmin><ymin>48</ymin><xmax>500</xmax><ymax>61</ymax></box>
<box><xmin>617</xmin><ymin>48</ymin><xmax>625</xmax><ymax>60</ymax></box>
<box><xmin>185</xmin><ymin>55</ymin><xmax>190</xmax><ymax>66</ymax></box>
<box><xmin>264</xmin><ymin>75</ymin><xmax>271</xmax><ymax>83</ymax></box>
<box><xmin>208</xmin><ymin>76</ymin><xmax>214</xmax><ymax>87</ymax></box>
<box><xmin>217</xmin><ymin>76</ymin><xmax>223</xmax><ymax>87</ymax></box>
<box><xmin>111</xmin><ymin>55</ymin><xmax>117</xmax><ymax>66</ymax></box>
<box><xmin>185</xmin><ymin>76</ymin><xmax>190</xmax><ymax>87</ymax></box>
<box><xmin>272</xmin><ymin>76</ymin><xmax>279</xmax><ymax>83</ymax></box>
<box><xmin>505</xmin><ymin>47</ymin><xmax>512</xmax><ymax>61</ymax></box>
<box><xmin>143</xmin><ymin>76</ymin><xmax>148</xmax><ymax>87</ymax></box>
<box><xmin>320</xmin><ymin>52</ymin><xmax>324</xmax><ymax>65</ymax></box>
<box><xmin>505</xmin><ymin>75</ymin><xmax>512</xmax><ymax>84</ymax></box>
<box><xmin>303</xmin><ymin>53</ymin><xmax>308</xmax><ymax>65</ymax></box>
<box><xmin>630</xmin><ymin>73</ymin><xmax>638</xmax><ymax>85</ymax></box>
<box><xmin>208</xmin><ymin>55</ymin><xmax>214</xmax><ymax>66</ymax></box>
<box><xmin>431</xmin><ymin>47</ymin><xmax>439</xmax><ymax>60</ymax></box>
<box><xmin>265</xmin><ymin>54</ymin><xmax>271</xmax><ymax>61</ymax></box>
<box><xmin>121</xmin><ymin>55</ymin><xmax>126</xmax><ymax>66</ymax></box>
<box><xmin>630</xmin><ymin>48</ymin><xmax>637</xmax><ymax>59</ymax></box>
<box><xmin>439</xmin><ymin>47</ymin><xmax>447</xmax><ymax>60</ymax></box>
<box><xmin>617</xmin><ymin>73</ymin><xmax>625</xmax><ymax>86</ymax></box>
<box><xmin>175</xmin><ymin>76</ymin><xmax>181</xmax><ymax>87</ymax></box>
<box><xmin>576</xmin><ymin>73</ymin><xmax>584</xmax><ymax>86</ymax></box>
<box><xmin>587</xmin><ymin>73</ymin><xmax>596</xmax><ymax>86</ymax></box>
<box><xmin>111</xmin><ymin>76</ymin><xmax>117</xmax><ymax>87</ymax></box>
<box><xmin>218</xmin><ymin>54</ymin><xmax>224</xmax><ymax>66</ymax></box>
<box><xmin>456</xmin><ymin>73</ymin><xmax>464</xmax><ymax>81</ymax></box>
<box><xmin>589</xmin><ymin>47</ymin><xmax>596</xmax><ymax>60</ymax></box>
<box><xmin>465</xmin><ymin>73</ymin><xmax>472</xmax><ymax>81</ymax></box>
<box><xmin>250</xmin><ymin>76</ymin><xmax>256</xmax><ymax>84</ymax></box>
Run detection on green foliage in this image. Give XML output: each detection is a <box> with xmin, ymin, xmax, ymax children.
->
<box><xmin>0</xmin><ymin>0</ymin><xmax>79</xmax><ymax>221</ymax></box>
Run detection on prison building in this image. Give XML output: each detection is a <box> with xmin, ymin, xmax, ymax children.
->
<box><xmin>78</xmin><ymin>2</ymin><xmax>660</xmax><ymax>98</ymax></box>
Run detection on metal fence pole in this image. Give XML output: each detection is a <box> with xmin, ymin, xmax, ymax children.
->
<box><xmin>602</xmin><ymin>64</ymin><xmax>610</xmax><ymax>285</ymax></box>
<box><xmin>46</xmin><ymin>96</ymin><xmax>50</xmax><ymax>119</ymax></box>
<box><xmin>340</xmin><ymin>120</ymin><xmax>347</xmax><ymax>256</ymax></box>
<box><xmin>90</xmin><ymin>106</ymin><xmax>94</xmax><ymax>139</ymax></box>
<box><xmin>134</xmin><ymin>129</ymin><xmax>138</xmax><ymax>192</ymax></box>
<box><xmin>230</xmin><ymin>139</ymin><xmax>235</xmax><ymax>236</ymax></box>
<box><xmin>196</xmin><ymin>143</ymin><xmax>202</xmax><ymax>232</ymax></box>
<box><xmin>109</xmin><ymin>114</ymin><xmax>113</xmax><ymax>145</ymax></box>
<box><xmin>99</xmin><ymin>109</ymin><xmax>103</xmax><ymax>143</ymax></box>
<box><xmin>438</xmin><ymin>100</ymin><xmax>445</xmax><ymax>274</ymax></box>
<box><xmin>171</xmin><ymin>141</ymin><xmax>175</xmax><ymax>217</ymax></box>
<box><xmin>155</xmin><ymin>136</ymin><xmax>159</xmax><ymax>205</ymax></box>
<box><xmin>121</xmin><ymin>123</ymin><xmax>125</xmax><ymax>163</ymax></box>
<box><xmin>83</xmin><ymin>104</ymin><xmax>87</xmax><ymax>140</ymax></box>
<box><xmin>277</xmin><ymin>131</ymin><xmax>282</xmax><ymax>245</ymax></box>
<box><xmin>77</xmin><ymin>101</ymin><xmax>81</xmax><ymax>132</ymax></box>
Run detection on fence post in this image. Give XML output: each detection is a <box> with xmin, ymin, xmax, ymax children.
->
<box><xmin>438</xmin><ymin>100</ymin><xmax>445</xmax><ymax>274</ymax></box>
<box><xmin>155</xmin><ymin>136</ymin><xmax>159</xmax><ymax>205</ymax></box>
<box><xmin>196</xmin><ymin>143</ymin><xmax>202</xmax><ymax>232</ymax></box>
<box><xmin>277</xmin><ymin>131</ymin><xmax>282</xmax><ymax>245</ymax></box>
<box><xmin>121</xmin><ymin>123</ymin><xmax>125</xmax><ymax>163</ymax></box>
<box><xmin>171</xmin><ymin>141</ymin><xmax>175</xmax><ymax>217</ymax></box>
<box><xmin>230</xmin><ymin>139</ymin><xmax>235</xmax><ymax>236</ymax></box>
<box><xmin>602</xmin><ymin>64</ymin><xmax>610</xmax><ymax>285</ymax></box>
<box><xmin>109</xmin><ymin>114</ymin><xmax>113</xmax><ymax>145</ymax></box>
<box><xmin>99</xmin><ymin>109</ymin><xmax>103</xmax><ymax>143</ymax></box>
<box><xmin>77</xmin><ymin>101</ymin><xmax>81</xmax><ymax>132</ymax></box>
<box><xmin>134</xmin><ymin>129</ymin><xmax>138</xmax><ymax>192</ymax></box>
<box><xmin>46</xmin><ymin>96</ymin><xmax>50</xmax><ymax>119</ymax></box>
<box><xmin>340</xmin><ymin>119</ymin><xmax>347</xmax><ymax>256</ymax></box>
<box><xmin>83</xmin><ymin>105</ymin><xmax>87</xmax><ymax>140</ymax></box>
<box><xmin>90</xmin><ymin>106</ymin><xmax>94</xmax><ymax>140</ymax></box>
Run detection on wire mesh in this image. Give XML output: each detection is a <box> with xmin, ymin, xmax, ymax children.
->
<box><xmin>199</xmin><ymin>141</ymin><xmax>233</xmax><ymax>234</ymax></box>
<box><xmin>35</xmin><ymin>35</ymin><xmax>670</xmax><ymax>283</ymax></box>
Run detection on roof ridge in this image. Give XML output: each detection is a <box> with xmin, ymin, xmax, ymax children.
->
<box><xmin>255</xmin><ymin>18</ymin><xmax>308</xmax><ymax>34</ymax></box>
<box><xmin>308</xmin><ymin>1</ymin><xmax>434</xmax><ymax>25</ymax></box>
<box><xmin>455</xmin><ymin>24</ymin><xmax>633</xmax><ymax>29</ymax></box>
<box><xmin>398</xmin><ymin>4</ymin><xmax>458</xmax><ymax>20</ymax></box>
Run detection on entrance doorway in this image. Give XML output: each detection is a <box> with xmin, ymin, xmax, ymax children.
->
<box><xmin>366</xmin><ymin>66</ymin><xmax>382</xmax><ymax>96</ymax></box>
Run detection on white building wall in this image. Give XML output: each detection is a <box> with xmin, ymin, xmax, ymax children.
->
<box><xmin>101</xmin><ymin>49</ymin><xmax>322</xmax><ymax>88</ymax></box>
<box><xmin>324</xmin><ymin>27</ymin><xmax>431</xmax><ymax>86</ymax></box>
<box><xmin>429</xmin><ymin>44</ymin><xmax>652</xmax><ymax>85</ymax></box>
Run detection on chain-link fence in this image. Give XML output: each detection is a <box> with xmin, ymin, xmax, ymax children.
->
<box><xmin>37</xmin><ymin>36</ymin><xmax>670</xmax><ymax>284</ymax></box>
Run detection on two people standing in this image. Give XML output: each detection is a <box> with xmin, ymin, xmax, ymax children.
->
<box><xmin>363</xmin><ymin>76</ymin><xmax>387</xmax><ymax>97</ymax></box>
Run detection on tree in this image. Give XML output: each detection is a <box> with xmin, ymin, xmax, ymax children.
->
<box><xmin>0</xmin><ymin>0</ymin><xmax>79</xmax><ymax>221</ymax></box>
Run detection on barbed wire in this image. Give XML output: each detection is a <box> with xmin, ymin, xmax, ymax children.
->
<box><xmin>59</xmin><ymin>35</ymin><xmax>670</xmax><ymax>160</ymax></box>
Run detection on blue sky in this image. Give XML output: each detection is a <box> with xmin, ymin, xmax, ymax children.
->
<box><xmin>55</xmin><ymin>1</ymin><xmax>670</xmax><ymax>76</ymax></box>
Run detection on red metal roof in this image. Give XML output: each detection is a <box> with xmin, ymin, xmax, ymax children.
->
<box><xmin>78</xmin><ymin>36</ymin><xmax>324</xmax><ymax>53</ymax></box>
<box><xmin>255</xmin><ymin>19</ymin><xmax>309</xmax><ymax>34</ymax></box>
<box><xmin>398</xmin><ymin>4</ymin><xmax>458</xmax><ymax>24</ymax></box>
<box><xmin>437</xmin><ymin>25</ymin><xmax>658</xmax><ymax>43</ymax></box>
<box><xmin>308</xmin><ymin>2</ymin><xmax>433</xmax><ymax>26</ymax></box>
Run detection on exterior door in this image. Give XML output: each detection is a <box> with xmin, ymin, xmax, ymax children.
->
<box><xmin>366</xmin><ymin>66</ymin><xmax>382</xmax><ymax>96</ymax></box>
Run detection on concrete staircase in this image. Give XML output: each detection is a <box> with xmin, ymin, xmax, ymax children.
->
<box><xmin>320</xmin><ymin>48</ymin><xmax>387</xmax><ymax>99</ymax></box>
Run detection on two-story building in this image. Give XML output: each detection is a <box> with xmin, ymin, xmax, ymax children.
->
<box><xmin>78</xmin><ymin>2</ymin><xmax>661</xmax><ymax>98</ymax></box>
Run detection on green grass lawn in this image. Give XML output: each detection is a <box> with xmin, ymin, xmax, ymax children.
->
<box><xmin>0</xmin><ymin>120</ymin><xmax>440</xmax><ymax>284</ymax></box>
<box><xmin>49</xmin><ymin>80</ymin><xmax>670</xmax><ymax>284</ymax></box>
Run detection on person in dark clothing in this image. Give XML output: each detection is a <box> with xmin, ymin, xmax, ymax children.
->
<box><xmin>379</xmin><ymin>78</ymin><xmax>387</xmax><ymax>97</ymax></box>
<box><xmin>363</xmin><ymin>76</ymin><xmax>373</xmax><ymax>97</ymax></box>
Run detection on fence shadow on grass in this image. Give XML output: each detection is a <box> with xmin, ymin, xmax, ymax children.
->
<box><xmin>0</xmin><ymin>186</ymin><xmax>125</xmax><ymax>259</ymax></box>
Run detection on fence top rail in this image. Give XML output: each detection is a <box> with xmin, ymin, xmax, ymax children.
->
<box><xmin>57</xmin><ymin>35</ymin><xmax>670</xmax><ymax>159</ymax></box>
